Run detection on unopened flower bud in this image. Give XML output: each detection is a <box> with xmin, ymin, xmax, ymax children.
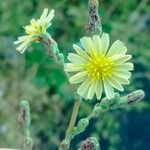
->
<box><xmin>70</xmin><ymin>118</ymin><xmax>89</xmax><ymax>139</ymax></box>
<box><xmin>119</xmin><ymin>90</ymin><xmax>145</xmax><ymax>107</ymax></box>
<box><xmin>76</xmin><ymin>118</ymin><xmax>89</xmax><ymax>132</ymax></box>
<box><xmin>86</xmin><ymin>0</ymin><xmax>102</xmax><ymax>35</ymax></box>
<box><xmin>79</xmin><ymin>137</ymin><xmax>100</xmax><ymax>150</ymax></box>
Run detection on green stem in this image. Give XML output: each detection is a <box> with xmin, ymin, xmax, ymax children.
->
<box><xmin>66</xmin><ymin>100</ymin><xmax>81</xmax><ymax>139</ymax></box>
<box><xmin>87</xmin><ymin>113</ymin><xmax>94</xmax><ymax>120</ymax></box>
<box><xmin>41</xmin><ymin>34</ymin><xmax>81</xmax><ymax>135</ymax></box>
<box><xmin>58</xmin><ymin>99</ymin><xmax>81</xmax><ymax>150</ymax></box>
<box><xmin>41</xmin><ymin>33</ymin><xmax>81</xmax><ymax>150</ymax></box>
<box><xmin>41</xmin><ymin>34</ymin><xmax>81</xmax><ymax>137</ymax></box>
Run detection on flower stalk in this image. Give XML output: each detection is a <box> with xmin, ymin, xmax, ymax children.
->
<box><xmin>59</xmin><ymin>94</ymin><xmax>82</xmax><ymax>150</ymax></box>
<box><xmin>40</xmin><ymin>31</ymin><xmax>82</xmax><ymax>150</ymax></box>
<box><xmin>17</xmin><ymin>100</ymin><xmax>33</xmax><ymax>150</ymax></box>
<box><xmin>87</xmin><ymin>90</ymin><xmax>145</xmax><ymax>120</ymax></box>
<box><xmin>66</xmin><ymin>99</ymin><xmax>81</xmax><ymax>139</ymax></box>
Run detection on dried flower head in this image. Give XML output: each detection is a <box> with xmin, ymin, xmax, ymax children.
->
<box><xmin>65</xmin><ymin>33</ymin><xmax>134</xmax><ymax>100</ymax></box>
<box><xmin>14</xmin><ymin>8</ymin><xmax>55</xmax><ymax>54</ymax></box>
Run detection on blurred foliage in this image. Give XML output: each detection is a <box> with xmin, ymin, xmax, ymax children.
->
<box><xmin>0</xmin><ymin>0</ymin><xmax>150</xmax><ymax>150</ymax></box>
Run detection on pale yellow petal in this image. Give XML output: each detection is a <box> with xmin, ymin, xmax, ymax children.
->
<box><xmin>113</xmin><ymin>70</ymin><xmax>131</xmax><ymax>79</ymax></box>
<box><xmin>39</xmin><ymin>8</ymin><xmax>48</xmax><ymax>23</ymax></box>
<box><xmin>73</xmin><ymin>44</ymin><xmax>91</xmax><ymax>60</ymax></box>
<box><xmin>80</xmin><ymin>37</ymin><xmax>91</xmax><ymax>54</ymax></box>
<box><xmin>110</xmin><ymin>54</ymin><xmax>132</xmax><ymax>64</ymax></box>
<box><xmin>80</xmin><ymin>37</ymin><xmax>95</xmax><ymax>54</ymax></box>
<box><xmin>103</xmin><ymin>80</ymin><xmax>115</xmax><ymax>99</ymax></box>
<box><xmin>87</xmin><ymin>81</ymin><xmax>96</xmax><ymax>99</ymax></box>
<box><xmin>95</xmin><ymin>80</ymin><xmax>103</xmax><ymax>100</ymax></box>
<box><xmin>85</xmin><ymin>37</ymin><xmax>96</xmax><ymax>54</ymax></box>
<box><xmin>64</xmin><ymin>63</ymin><xmax>85</xmax><ymax>72</ymax></box>
<box><xmin>67</xmin><ymin>53</ymin><xmax>88</xmax><ymax>64</ymax></box>
<box><xmin>106</xmin><ymin>77</ymin><xmax>124</xmax><ymax>91</ymax></box>
<box><xmin>16</xmin><ymin>40</ymin><xmax>32</xmax><ymax>53</ymax></box>
<box><xmin>101</xmin><ymin>33</ymin><xmax>109</xmax><ymax>54</ymax></box>
<box><xmin>92</xmin><ymin>35</ymin><xmax>102</xmax><ymax>55</ymax></box>
<box><xmin>47</xmin><ymin>9</ymin><xmax>55</xmax><ymax>22</ymax></box>
<box><xmin>111</xmin><ymin>74</ymin><xmax>130</xmax><ymax>85</ymax></box>
<box><xmin>69</xmin><ymin>72</ymin><xmax>87</xmax><ymax>84</ymax></box>
<box><xmin>77</xmin><ymin>78</ymin><xmax>92</xmax><ymax>98</ymax></box>
<box><xmin>107</xmin><ymin>40</ymin><xmax>127</xmax><ymax>56</ymax></box>
<box><xmin>117</xmin><ymin>63</ymin><xmax>134</xmax><ymax>71</ymax></box>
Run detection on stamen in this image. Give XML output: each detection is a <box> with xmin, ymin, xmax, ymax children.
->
<box><xmin>86</xmin><ymin>54</ymin><xmax>114</xmax><ymax>81</ymax></box>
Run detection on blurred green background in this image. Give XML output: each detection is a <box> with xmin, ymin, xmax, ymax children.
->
<box><xmin>0</xmin><ymin>0</ymin><xmax>150</xmax><ymax>149</ymax></box>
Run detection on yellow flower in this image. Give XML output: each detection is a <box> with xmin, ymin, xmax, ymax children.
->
<box><xmin>65</xmin><ymin>33</ymin><xmax>134</xmax><ymax>100</ymax></box>
<box><xmin>24</xmin><ymin>8</ymin><xmax>55</xmax><ymax>36</ymax></box>
<box><xmin>14</xmin><ymin>8</ymin><xmax>55</xmax><ymax>54</ymax></box>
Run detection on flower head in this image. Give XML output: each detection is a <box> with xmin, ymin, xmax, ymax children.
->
<box><xmin>65</xmin><ymin>33</ymin><xmax>134</xmax><ymax>100</ymax></box>
<box><xmin>14</xmin><ymin>8</ymin><xmax>55</xmax><ymax>54</ymax></box>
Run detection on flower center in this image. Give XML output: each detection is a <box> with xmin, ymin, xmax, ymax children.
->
<box><xmin>86</xmin><ymin>54</ymin><xmax>114</xmax><ymax>81</ymax></box>
<box><xmin>25</xmin><ymin>20</ymin><xmax>42</xmax><ymax>36</ymax></box>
